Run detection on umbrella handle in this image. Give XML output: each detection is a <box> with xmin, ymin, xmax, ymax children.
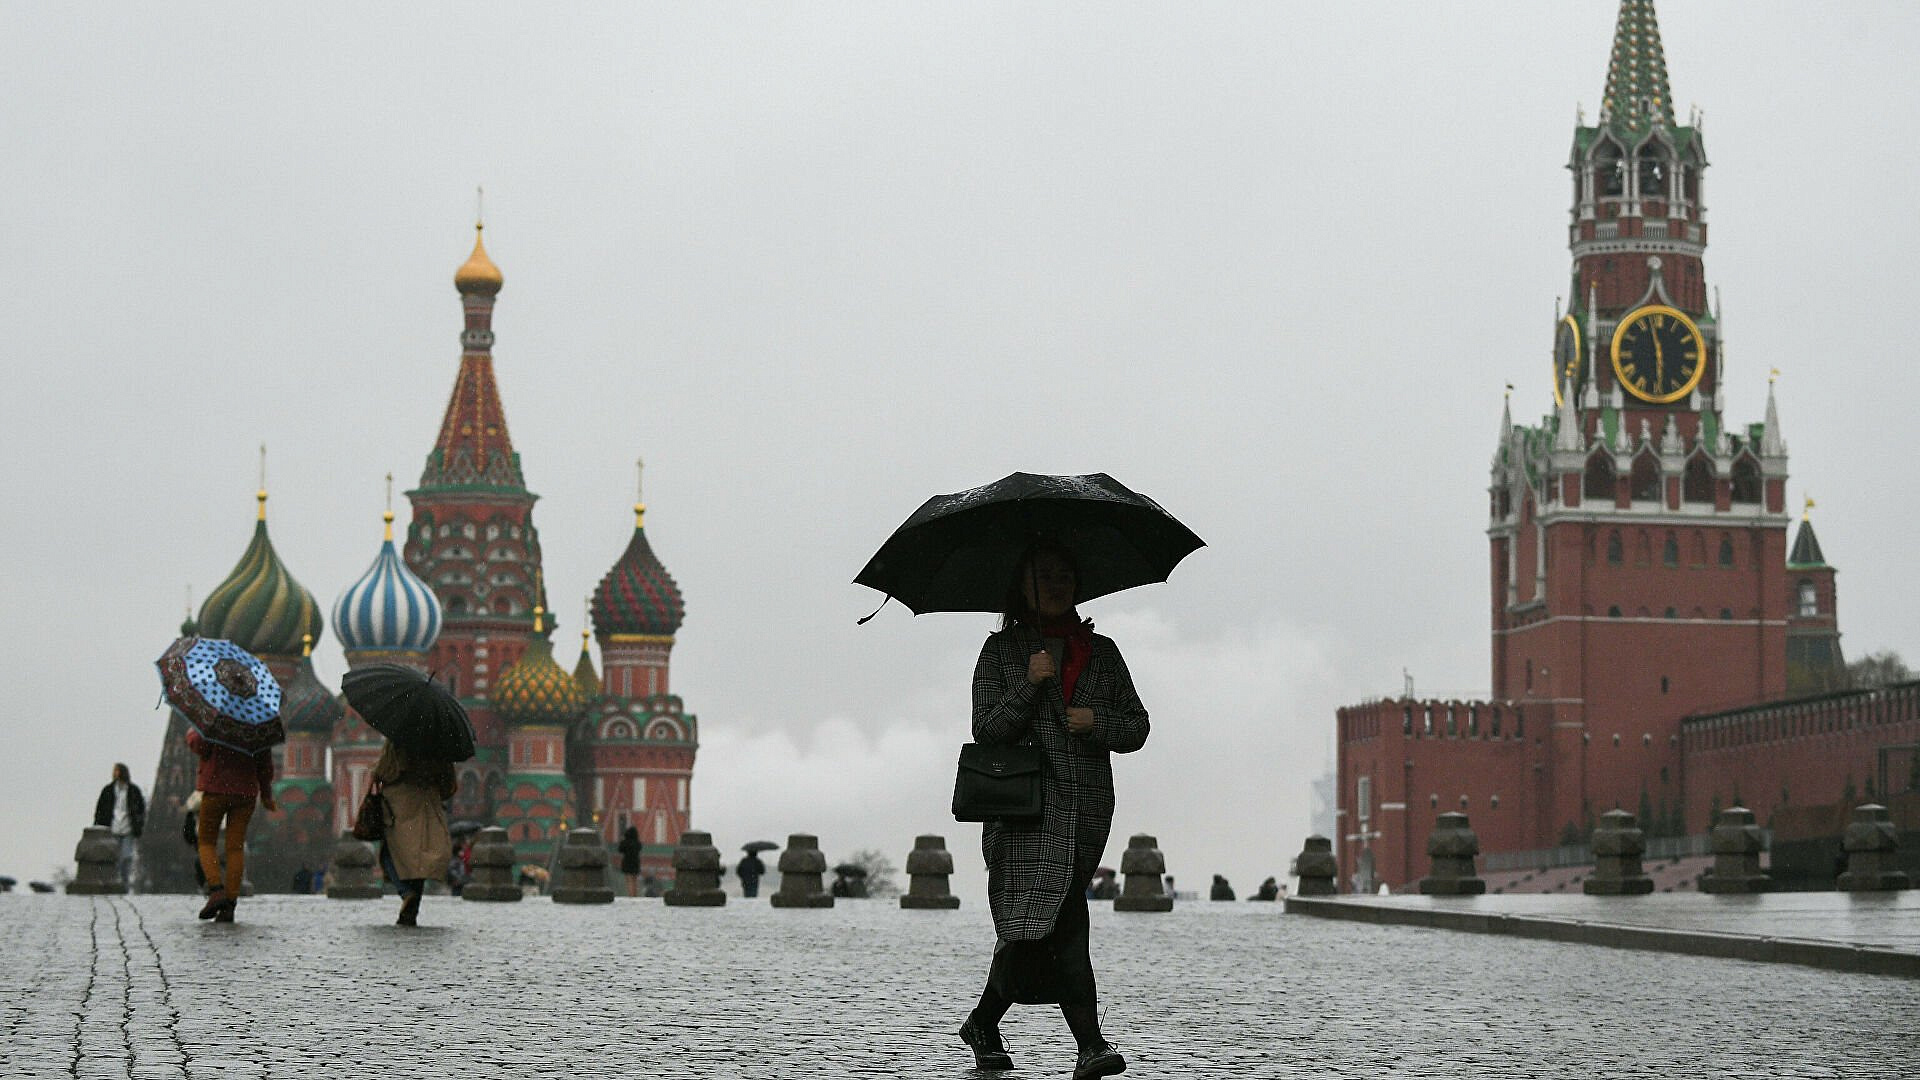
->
<box><xmin>856</xmin><ymin>595</ymin><xmax>891</xmax><ymax>625</ymax></box>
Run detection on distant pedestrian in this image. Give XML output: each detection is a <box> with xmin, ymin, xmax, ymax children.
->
<box><xmin>292</xmin><ymin>866</ymin><xmax>313</xmax><ymax>893</ymax></box>
<box><xmin>1253</xmin><ymin>876</ymin><xmax>1280</xmax><ymax>901</ymax></box>
<box><xmin>736</xmin><ymin>851</ymin><xmax>765</xmax><ymax>898</ymax></box>
<box><xmin>372</xmin><ymin>741</ymin><xmax>457</xmax><ymax>927</ymax></box>
<box><xmin>1087</xmin><ymin>868</ymin><xmax>1119</xmax><ymax>901</ymax></box>
<box><xmin>618</xmin><ymin>825</ymin><xmax>643</xmax><ymax>897</ymax></box>
<box><xmin>959</xmin><ymin>543</ymin><xmax>1145</xmax><ymax>1079</ymax></box>
<box><xmin>1210</xmin><ymin>875</ymin><xmax>1235</xmax><ymax>901</ymax></box>
<box><xmin>180</xmin><ymin>792</ymin><xmax>205</xmax><ymax>889</ymax></box>
<box><xmin>187</xmin><ymin>729</ymin><xmax>276</xmax><ymax>922</ymax></box>
<box><xmin>94</xmin><ymin>764</ymin><xmax>146</xmax><ymax>892</ymax></box>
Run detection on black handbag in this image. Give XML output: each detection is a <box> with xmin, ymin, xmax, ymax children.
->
<box><xmin>350</xmin><ymin>785</ymin><xmax>387</xmax><ymax>842</ymax></box>
<box><xmin>952</xmin><ymin>741</ymin><xmax>1044</xmax><ymax>822</ymax></box>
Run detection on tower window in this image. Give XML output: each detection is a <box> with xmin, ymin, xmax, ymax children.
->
<box><xmin>1664</xmin><ymin>607</ymin><xmax>1677</xmax><ymax>619</ymax></box>
<box><xmin>1720</xmin><ymin>608</ymin><xmax>1733</xmax><ymax>620</ymax></box>
<box><xmin>1608</xmin><ymin>605</ymin><xmax>1622</xmax><ymax>618</ymax></box>
<box><xmin>1731</xmin><ymin>457</ymin><xmax>1763</xmax><ymax>504</ymax></box>
<box><xmin>1683</xmin><ymin>454</ymin><xmax>1715</xmax><ymax>503</ymax></box>
<box><xmin>1585</xmin><ymin>451</ymin><xmax>1617</xmax><ymax>501</ymax></box>
<box><xmin>1797</xmin><ymin>580</ymin><xmax>1818</xmax><ymax>617</ymax></box>
<box><xmin>1607</xmin><ymin>532</ymin><xmax>1623</xmax><ymax>565</ymax></box>
<box><xmin>1662</xmin><ymin>535</ymin><xmax>1679</xmax><ymax>567</ymax></box>
<box><xmin>1630</xmin><ymin>450</ymin><xmax>1661</xmax><ymax>502</ymax></box>
<box><xmin>1719</xmin><ymin>537</ymin><xmax>1735</xmax><ymax>567</ymax></box>
<box><xmin>1638</xmin><ymin>150</ymin><xmax>1667</xmax><ymax>199</ymax></box>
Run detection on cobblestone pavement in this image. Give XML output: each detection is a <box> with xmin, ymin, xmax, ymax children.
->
<box><xmin>4</xmin><ymin>893</ymin><xmax>1918</xmax><ymax>1079</ymax></box>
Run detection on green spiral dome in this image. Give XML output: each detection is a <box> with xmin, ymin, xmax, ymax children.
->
<box><xmin>198</xmin><ymin>502</ymin><xmax>323</xmax><ymax>657</ymax></box>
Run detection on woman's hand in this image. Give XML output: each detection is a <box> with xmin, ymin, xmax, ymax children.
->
<box><xmin>1027</xmin><ymin>650</ymin><xmax>1057</xmax><ymax>686</ymax></box>
<box><xmin>259</xmin><ymin>794</ymin><xmax>278</xmax><ymax>813</ymax></box>
<box><xmin>1065</xmin><ymin>707</ymin><xmax>1096</xmax><ymax>736</ymax></box>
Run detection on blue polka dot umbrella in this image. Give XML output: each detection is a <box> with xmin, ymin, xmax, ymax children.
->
<box><xmin>155</xmin><ymin>636</ymin><xmax>285</xmax><ymax>754</ymax></box>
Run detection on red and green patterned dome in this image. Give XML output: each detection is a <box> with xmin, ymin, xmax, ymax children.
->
<box><xmin>591</xmin><ymin>503</ymin><xmax>684</xmax><ymax>638</ymax></box>
<box><xmin>198</xmin><ymin>492</ymin><xmax>323</xmax><ymax>657</ymax></box>
<box><xmin>492</xmin><ymin>615</ymin><xmax>586</xmax><ymax>727</ymax></box>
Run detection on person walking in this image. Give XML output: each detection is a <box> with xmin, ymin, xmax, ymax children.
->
<box><xmin>186</xmin><ymin>729</ymin><xmax>275</xmax><ymax>922</ymax></box>
<box><xmin>736</xmin><ymin>850</ymin><xmax>766</xmax><ymax>898</ymax></box>
<box><xmin>371</xmin><ymin>740</ymin><xmax>457</xmax><ymax>927</ymax></box>
<box><xmin>959</xmin><ymin>542</ymin><xmax>1148</xmax><ymax>1079</ymax></box>
<box><xmin>94</xmin><ymin>764</ymin><xmax>146</xmax><ymax>892</ymax></box>
<box><xmin>617</xmin><ymin>824</ymin><xmax>643</xmax><ymax>898</ymax></box>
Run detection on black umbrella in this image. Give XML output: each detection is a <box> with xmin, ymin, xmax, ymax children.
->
<box><xmin>741</xmin><ymin>840</ymin><xmax>779</xmax><ymax>854</ymax></box>
<box><xmin>340</xmin><ymin>664</ymin><xmax>477</xmax><ymax>762</ymax></box>
<box><xmin>450</xmin><ymin>820</ymin><xmax>486</xmax><ymax>838</ymax></box>
<box><xmin>855</xmin><ymin>472</ymin><xmax>1203</xmax><ymax>617</ymax></box>
<box><xmin>833</xmin><ymin>863</ymin><xmax>869</xmax><ymax>877</ymax></box>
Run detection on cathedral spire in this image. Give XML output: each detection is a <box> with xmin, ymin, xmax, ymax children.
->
<box><xmin>1761</xmin><ymin>370</ymin><xmax>1786</xmax><ymax>458</ymax></box>
<box><xmin>1600</xmin><ymin>1</ymin><xmax>1675</xmax><ymax>136</ymax></box>
<box><xmin>418</xmin><ymin>221</ymin><xmax>524</xmax><ymax>493</ymax></box>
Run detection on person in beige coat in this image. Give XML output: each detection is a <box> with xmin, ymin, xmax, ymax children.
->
<box><xmin>372</xmin><ymin>742</ymin><xmax>457</xmax><ymax>927</ymax></box>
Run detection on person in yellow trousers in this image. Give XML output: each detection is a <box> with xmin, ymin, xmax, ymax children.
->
<box><xmin>186</xmin><ymin>729</ymin><xmax>275</xmax><ymax>922</ymax></box>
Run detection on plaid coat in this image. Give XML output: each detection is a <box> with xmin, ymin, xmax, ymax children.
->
<box><xmin>973</xmin><ymin>626</ymin><xmax>1150</xmax><ymax>941</ymax></box>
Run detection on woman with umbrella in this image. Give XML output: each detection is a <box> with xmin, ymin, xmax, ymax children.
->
<box><xmin>959</xmin><ymin>541</ymin><xmax>1147</xmax><ymax>1078</ymax></box>
<box><xmin>341</xmin><ymin>663</ymin><xmax>477</xmax><ymax>928</ymax></box>
<box><xmin>371</xmin><ymin>740</ymin><xmax>457</xmax><ymax>926</ymax></box>
<box><xmin>859</xmin><ymin>472</ymin><xmax>1196</xmax><ymax>1079</ymax></box>
<box><xmin>186</xmin><ymin>727</ymin><xmax>277</xmax><ymax>922</ymax></box>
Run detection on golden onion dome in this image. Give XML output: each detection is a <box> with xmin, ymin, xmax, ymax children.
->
<box><xmin>491</xmin><ymin>608</ymin><xmax>585</xmax><ymax>727</ymax></box>
<box><xmin>454</xmin><ymin>224</ymin><xmax>503</xmax><ymax>297</ymax></box>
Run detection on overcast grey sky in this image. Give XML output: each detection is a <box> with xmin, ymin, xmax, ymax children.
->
<box><xmin>4</xmin><ymin>3</ymin><xmax>1917</xmax><ymax>897</ymax></box>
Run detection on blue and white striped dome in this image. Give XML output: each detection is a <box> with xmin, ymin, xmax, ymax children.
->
<box><xmin>334</xmin><ymin>514</ymin><xmax>441</xmax><ymax>654</ymax></box>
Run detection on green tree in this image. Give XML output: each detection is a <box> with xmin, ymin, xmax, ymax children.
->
<box><xmin>1847</xmin><ymin>650</ymin><xmax>1912</xmax><ymax>689</ymax></box>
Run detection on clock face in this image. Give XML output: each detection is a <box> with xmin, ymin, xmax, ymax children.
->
<box><xmin>1551</xmin><ymin>314</ymin><xmax>1583</xmax><ymax>407</ymax></box>
<box><xmin>1610</xmin><ymin>304</ymin><xmax>1706</xmax><ymax>404</ymax></box>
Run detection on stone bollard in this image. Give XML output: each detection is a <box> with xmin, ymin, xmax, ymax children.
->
<box><xmin>901</xmin><ymin>835</ymin><xmax>961</xmax><ymax>910</ymax></box>
<box><xmin>66</xmin><ymin>826</ymin><xmax>123</xmax><ymax>895</ymax></box>
<box><xmin>552</xmin><ymin>829</ymin><xmax>616</xmax><ymax>904</ymax></box>
<box><xmin>1700</xmin><ymin>807</ymin><xmax>1770</xmax><ymax>894</ymax></box>
<box><xmin>1114</xmin><ymin>834</ymin><xmax>1174</xmax><ymax>912</ymax></box>
<box><xmin>1585</xmin><ymin>809</ymin><xmax>1654</xmax><ymax>895</ymax></box>
<box><xmin>770</xmin><ymin>833</ymin><xmax>834</xmax><ymax>908</ymax></box>
<box><xmin>1294</xmin><ymin>835</ymin><xmax>1338</xmax><ymax>896</ymax></box>
<box><xmin>324</xmin><ymin>834</ymin><xmax>383</xmax><ymax>899</ymax></box>
<box><xmin>462</xmin><ymin>827</ymin><xmax>522</xmax><ymax>902</ymax></box>
<box><xmin>664</xmin><ymin>831</ymin><xmax>727</xmax><ymax>906</ymax></box>
<box><xmin>1838</xmin><ymin>804</ymin><xmax>1911</xmax><ymax>892</ymax></box>
<box><xmin>1419</xmin><ymin>812</ymin><xmax>1487</xmax><ymax>896</ymax></box>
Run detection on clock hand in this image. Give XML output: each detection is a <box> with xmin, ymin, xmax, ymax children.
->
<box><xmin>1653</xmin><ymin>331</ymin><xmax>1664</xmax><ymax>388</ymax></box>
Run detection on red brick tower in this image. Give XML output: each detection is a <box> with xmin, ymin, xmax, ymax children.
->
<box><xmin>403</xmin><ymin>224</ymin><xmax>544</xmax><ymax>822</ymax></box>
<box><xmin>1490</xmin><ymin>0</ymin><xmax>1792</xmax><ymax>843</ymax></box>
<box><xmin>1783</xmin><ymin>502</ymin><xmax>1845</xmax><ymax>694</ymax></box>
<box><xmin>578</xmin><ymin>479</ymin><xmax>697</xmax><ymax>879</ymax></box>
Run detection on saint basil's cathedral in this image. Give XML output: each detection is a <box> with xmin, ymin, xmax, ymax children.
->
<box><xmin>141</xmin><ymin>227</ymin><xmax>698</xmax><ymax>891</ymax></box>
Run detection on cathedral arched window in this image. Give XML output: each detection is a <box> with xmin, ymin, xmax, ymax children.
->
<box><xmin>1797</xmin><ymin>580</ymin><xmax>1818</xmax><ymax>617</ymax></box>
<box><xmin>1683</xmin><ymin>453</ymin><xmax>1715</xmax><ymax>503</ymax></box>
<box><xmin>1585</xmin><ymin>451</ymin><xmax>1616</xmax><ymax>501</ymax></box>
<box><xmin>1630</xmin><ymin>450</ymin><xmax>1661</xmax><ymax>502</ymax></box>
<box><xmin>1731</xmin><ymin>456</ymin><xmax>1763</xmax><ymax>504</ymax></box>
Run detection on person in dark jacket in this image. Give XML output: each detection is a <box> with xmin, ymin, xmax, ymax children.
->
<box><xmin>186</xmin><ymin>729</ymin><xmax>276</xmax><ymax>922</ymax></box>
<box><xmin>617</xmin><ymin>824</ymin><xmax>644</xmax><ymax>897</ymax></box>
<box><xmin>1254</xmin><ymin>876</ymin><xmax>1280</xmax><ymax>901</ymax></box>
<box><xmin>94</xmin><ymin>764</ymin><xmax>147</xmax><ymax>892</ymax></box>
<box><xmin>1210</xmin><ymin>874</ymin><xmax>1236</xmax><ymax>901</ymax></box>
<box><xmin>736</xmin><ymin>851</ymin><xmax>765</xmax><ymax>898</ymax></box>
<box><xmin>958</xmin><ymin>543</ymin><xmax>1147</xmax><ymax>1080</ymax></box>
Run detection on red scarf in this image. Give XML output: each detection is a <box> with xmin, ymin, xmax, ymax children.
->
<box><xmin>1037</xmin><ymin>617</ymin><xmax>1095</xmax><ymax>705</ymax></box>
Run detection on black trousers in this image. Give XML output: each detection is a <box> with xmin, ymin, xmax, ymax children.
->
<box><xmin>987</xmin><ymin>873</ymin><xmax>1097</xmax><ymax>1006</ymax></box>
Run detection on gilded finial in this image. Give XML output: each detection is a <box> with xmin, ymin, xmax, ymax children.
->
<box><xmin>382</xmin><ymin>472</ymin><xmax>395</xmax><ymax>541</ymax></box>
<box><xmin>634</xmin><ymin>456</ymin><xmax>647</xmax><ymax>529</ymax></box>
<box><xmin>1769</xmin><ymin>367</ymin><xmax>1781</xmax><ymax>384</ymax></box>
<box><xmin>532</xmin><ymin>569</ymin><xmax>546</xmax><ymax>633</ymax></box>
<box><xmin>582</xmin><ymin>598</ymin><xmax>592</xmax><ymax>650</ymax></box>
<box><xmin>302</xmin><ymin>633</ymin><xmax>313</xmax><ymax>658</ymax></box>
<box><xmin>256</xmin><ymin>443</ymin><xmax>268</xmax><ymax>520</ymax></box>
<box><xmin>1803</xmin><ymin>495</ymin><xmax>1815</xmax><ymax>522</ymax></box>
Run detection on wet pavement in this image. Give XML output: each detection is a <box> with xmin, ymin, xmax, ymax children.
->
<box><xmin>4</xmin><ymin>892</ymin><xmax>1917</xmax><ymax>1078</ymax></box>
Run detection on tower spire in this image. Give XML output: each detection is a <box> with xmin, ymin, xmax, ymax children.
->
<box><xmin>418</xmin><ymin>221</ymin><xmax>523</xmax><ymax>491</ymax></box>
<box><xmin>1601</xmin><ymin>1</ymin><xmax>1675</xmax><ymax>135</ymax></box>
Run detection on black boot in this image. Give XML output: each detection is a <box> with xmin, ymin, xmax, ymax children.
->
<box><xmin>958</xmin><ymin>1014</ymin><xmax>1014</xmax><ymax>1071</ymax></box>
<box><xmin>1073</xmin><ymin>1041</ymin><xmax>1126</xmax><ymax>1079</ymax></box>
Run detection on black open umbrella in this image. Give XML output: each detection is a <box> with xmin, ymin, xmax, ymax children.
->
<box><xmin>742</xmin><ymin>840</ymin><xmax>779</xmax><ymax>854</ymax></box>
<box><xmin>855</xmin><ymin>472</ymin><xmax>1203</xmax><ymax>618</ymax></box>
<box><xmin>341</xmin><ymin>663</ymin><xmax>476</xmax><ymax>762</ymax></box>
<box><xmin>832</xmin><ymin>863</ymin><xmax>869</xmax><ymax>877</ymax></box>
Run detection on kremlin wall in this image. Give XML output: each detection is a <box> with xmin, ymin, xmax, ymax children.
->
<box><xmin>140</xmin><ymin>227</ymin><xmax>697</xmax><ymax>892</ymax></box>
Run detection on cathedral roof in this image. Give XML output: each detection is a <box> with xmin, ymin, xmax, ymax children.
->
<box><xmin>334</xmin><ymin>511</ymin><xmax>442</xmax><ymax>654</ymax></box>
<box><xmin>454</xmin><ymin>223</ymin><xmax>503</xmax><ymax>297</ymax></box>
<box><xmin>492</xmin><ymin>610</ymin><xmax>586</xmax><ymax>726</ymax></box>
<box><xmin>591</xmin><ymin>503</ymin><xmax>685</xmax><ymax>638</ymax></box>
<box><xmin>1789</xmin><ymin>516</ymin><xmax>1828</xmax><ymax>569</ymax></box>
<box><xmin>1600</xmin><ymin>1</ymin><xmax>1674</xmax><ymax>137</ymax></box>
<box><xmin>572</xmin><ymin>628</ymin><xmax>602</xmax><ymax>702</ymax></box>
<box><xmin>281</xmin><ymin>637</ymin><xmax>344</xmax><ymax>734</ymax></box>
<box><xmin>198</xmin><ymin>492</ymin><xmax>323</xmax><ymax>658</ymax></box>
